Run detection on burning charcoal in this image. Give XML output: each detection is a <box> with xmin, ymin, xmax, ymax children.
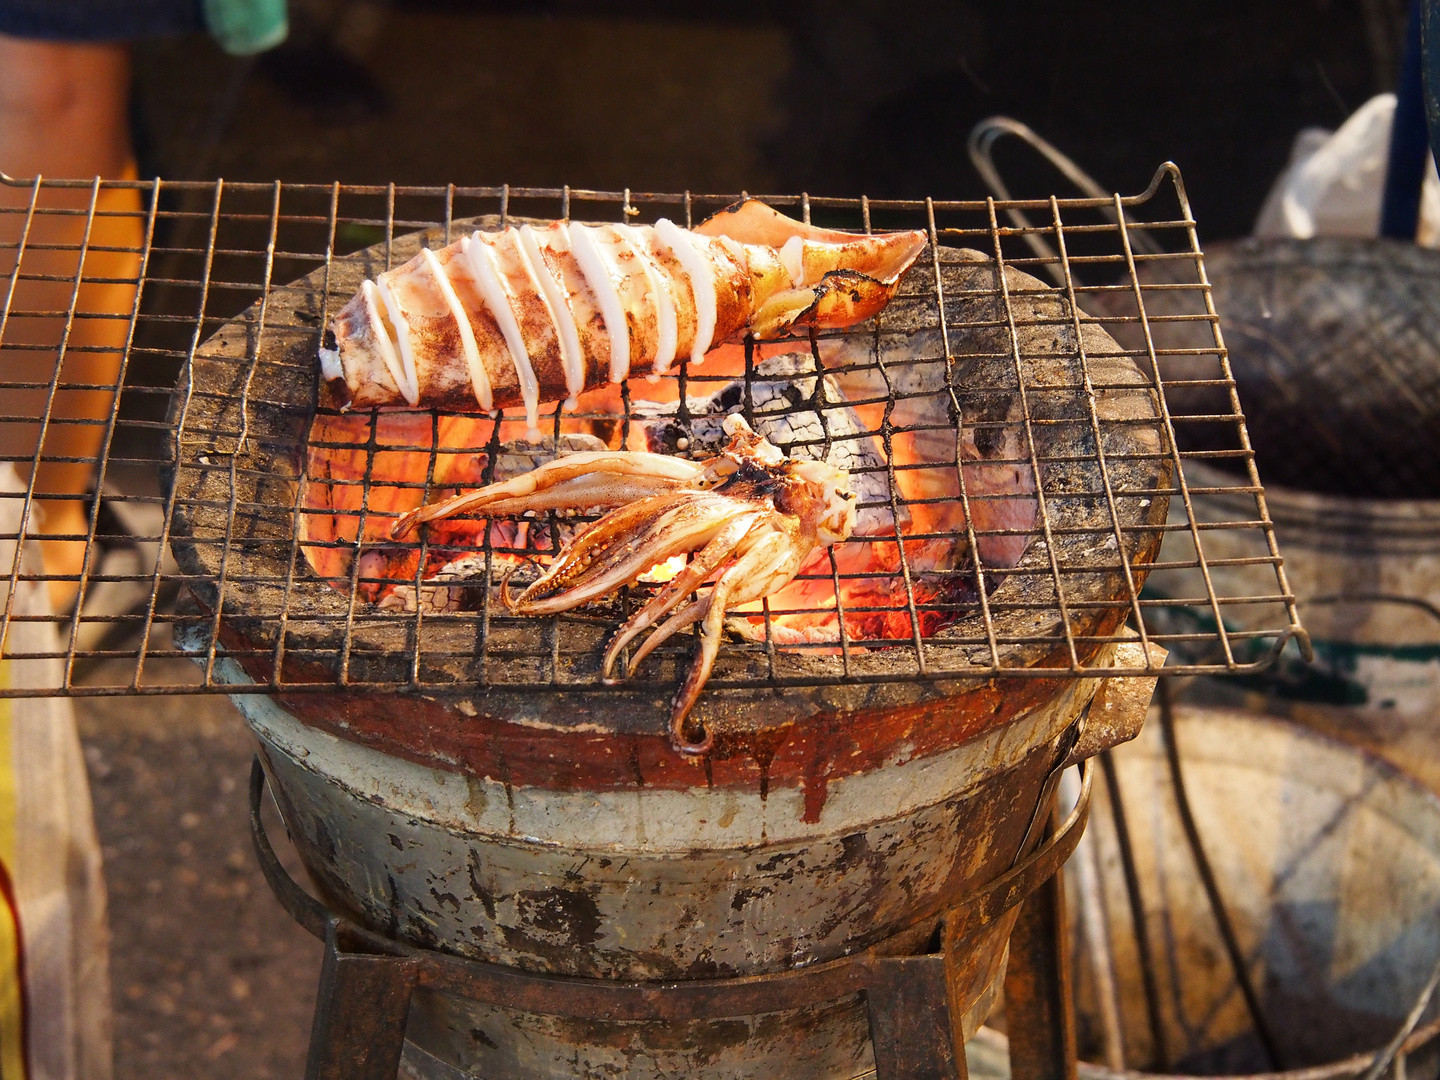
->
<box><xmin>378</xmin><ymin>553</ymin><xmax>491</xmax><ymax>614</ymax></box>
<box><xmin>633</xmin><ymin>351</ymin><xmax>902</xmax><ymax>538</ymax></box>
<box><xmin>487</xmin><ymin>433</ymin><xmax>609</xmax><ymax>479</ymax></box>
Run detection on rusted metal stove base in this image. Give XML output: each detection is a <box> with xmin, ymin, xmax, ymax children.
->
<box><xmin>252</xmin><ymin>757</ymin><xmax>1092</xmax><ymax>1080</ymax></box>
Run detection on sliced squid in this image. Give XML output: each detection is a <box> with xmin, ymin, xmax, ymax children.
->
<box><xmin>321</xmin><ymin>200</ymin><xmax>928</xmax><ymax>413</ymax></box>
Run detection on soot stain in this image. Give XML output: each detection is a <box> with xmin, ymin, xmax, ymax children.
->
<box><xmin>385</xmin><ymin>873</ymin><xmax>402</xmax><ymax>937</ymax></box>
<box><xmin>498</xmin><ymin>756</ymin><xmax>516</xmax><ymax>834</ymax></box>
<box><xmin>312</xmin><ymin>816</ymin><xmax>338</xmax><ymax>863</ymax></box>
<box><xmin>754</xmin><ymin>849</ymin><xmax>802</xmax><ymax>874</ymax></box>
<box><xmin>466</xmin><ymin>849</ymin><xmax>497</xmax><ymax>921</ymax></box>
<box><xmin>683</xmin><ymin>951</ymin><xmax>737</xmax><ymax>979</ymax></box>
<box><xmin>730</xmin><ymin>885</ymin><xmax>774</xmax><ymax>912</ymax></box>
<box><xmin>404</xmin><ymin>914</ymin><xmax>440</xmax><ymax>950</ymax></box>
<box><xmin>430</xmin><ymin>887</ymin><xmax>462</xmax><ymax>912</ymax></box>
<box><xmin>838</xmin><ymin>831</ymin><xmax>870</xmax><ymax>868</ymax></box>
<box><xmin>517</xmin><ymin>886</ymin><xmax>603</xmax><ymax>947</ymax></box>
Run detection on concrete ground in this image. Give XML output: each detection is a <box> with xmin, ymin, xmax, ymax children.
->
<box><xmin>66</xmin><ymin>3</ymin><xmax>1402</xmax><ymax>1076</ymax></box>
<box><xmin>76</xmin><ymin>667</ymin><xmax>321</xmax><ymax>1080</ymax></box>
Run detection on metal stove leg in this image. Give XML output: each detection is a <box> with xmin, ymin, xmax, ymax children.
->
<box><xmin>1003</xmin><ymin>868</ymin><xmax>1077</xmax><ymax>1080</ymax></box>
<box><xmin>866</xmin><ymin>955</ymin><xmax>966</xmax><ymax>1080</ymax></box>
<box><xmin>306</xmin><ymin>920</ymin><xmax>420</xmax><ymax>1080</ymax></box>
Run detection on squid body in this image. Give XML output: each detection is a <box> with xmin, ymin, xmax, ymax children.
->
<box><xmin>319</xmin><ymin>200</ymin><xmax>927</xmax><ymax>432</ymax></box>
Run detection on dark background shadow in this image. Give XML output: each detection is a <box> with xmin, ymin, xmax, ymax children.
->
<box><xmin>133</xmin><ymin>0</ymin><xmax>1400</xmax><ymax>238</ymax></box>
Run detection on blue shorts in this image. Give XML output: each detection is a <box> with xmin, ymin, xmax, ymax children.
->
<box><xmin>0</xmin><ymin>0</ymin><xmax>202</xmax><ymax>40</ymax></box>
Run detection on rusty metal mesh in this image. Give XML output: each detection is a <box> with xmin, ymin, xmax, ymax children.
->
<box><xmin>0</xmin><ymin>164</ymin><xmax>1308</xmax><ymax>698</ymax></box>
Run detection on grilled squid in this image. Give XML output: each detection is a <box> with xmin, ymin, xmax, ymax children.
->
<box><xmin>319</xmin><ymin>200</ymin><xmax>927</xmax><ymax>432</ymax></box>
<box><xmin>389</xmin><ymin>416</ymin><xmax>856</xmax><ymax>753</ymax></box>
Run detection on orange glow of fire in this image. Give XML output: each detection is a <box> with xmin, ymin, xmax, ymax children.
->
<box><xmin>639</xmin><ymin>554</ymin><xmax>689</xmax><ymax>583</ymax></box>
<box><xmin>300</xmin><ymin>338</ymin><xmax>1027</xmax><ymax>640</ymax></box>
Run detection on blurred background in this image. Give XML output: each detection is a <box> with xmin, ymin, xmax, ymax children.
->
<box><xmin>132</xmin><ymin>0</ymin><xmax>1399</xmax><ymax>239</ymax></box>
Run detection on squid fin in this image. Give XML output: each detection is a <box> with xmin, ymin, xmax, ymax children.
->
<box><xmin>696</xmin><ymin>199</ymin><xmax>927</xmax><ymax>290</ymax></box>
<box><xmin>750</xmin><ymin>270</ymin><xmax>901</xmax><ymax>339</ymax></box>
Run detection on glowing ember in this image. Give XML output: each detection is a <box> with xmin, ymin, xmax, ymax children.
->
<box><xmin>640</xmin><ymin>554</ymin><xmax>689</xmax><ymax>584</ymax></box>
<box><xmin>300</xmin><ymin>338</ymin><xmax>1040</xmax><ymax>644</ymax></box>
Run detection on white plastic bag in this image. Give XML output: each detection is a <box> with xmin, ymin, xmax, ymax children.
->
<box><xmin>0</xmin><ymin>467</ymin><xmax>112</xmax><ymax>1080</ymax></box>
<box><xmin>1253</xmin><ymin>93</ymin><xmax>1440</xmax><ymax>246</ymax></box>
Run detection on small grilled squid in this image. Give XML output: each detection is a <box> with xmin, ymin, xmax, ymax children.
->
<box><xmin>320</xmin><ymin>200</ymin><xmax>927</xmax><ymax>432</ymax></box>
<box><xmin>389</xmin><ymin>416</ymin><xmax>856</xmax><ymax>753</ymax></box>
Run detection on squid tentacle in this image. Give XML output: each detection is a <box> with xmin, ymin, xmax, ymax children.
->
<box><xmin>508</xmin><ymin>494</ymin><xmax>755</xmax><ymax>615</ymax></box>
<box><xmin>625</xmin><ymin>595</ymin><xmax>711</xmax><ymax>680</ymax></box>
<box><xmin>601</xmin><ymin>509</ymin><xmax>765</xmax><ymax>680</ymax></box>
<box><xmin>505</xmin><ymin>494</ymin><xmax>689</xmax><ymax>608</ymax></box>
<box><xmin>390</xmin><ymin>451</ymin><xmax>703</xmax><ymax>539</ymax></box>
<box><xmin>668</xmin><ymin>530</ymin><xmax>793</xmax><ymax>752</ymax></box>
<box><xmin>621</xmin><ymin>518</ymin><xmax>783</xmax><ymax>677</ymax></box>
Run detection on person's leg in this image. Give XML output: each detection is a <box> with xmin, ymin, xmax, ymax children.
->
<box><xmin>0</xmin><ymin>35</ymin><xmax>143</xmax><ymax>612</ymax></box>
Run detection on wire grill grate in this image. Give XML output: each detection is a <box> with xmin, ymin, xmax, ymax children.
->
<box><xmin>0</xmin><ymin>164</ymin><xmax>1308</xmax><ymax>699</ymax></box>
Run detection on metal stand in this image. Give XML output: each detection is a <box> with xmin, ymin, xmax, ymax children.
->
<box><xmin>251</xmin><ymin>757</ymin><xmax>1091</xmax><ymax>1080</ymax></box>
